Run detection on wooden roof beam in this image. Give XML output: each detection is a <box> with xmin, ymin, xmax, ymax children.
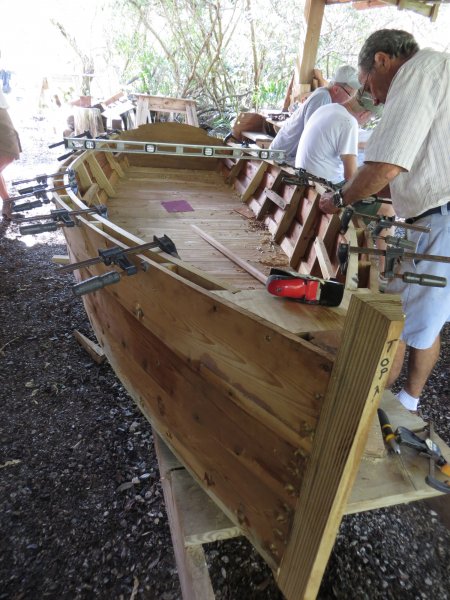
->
<box><xmin>325</xmin><ymin>0</ymin><xmax>440</xmax><ymax>21</ymax></box>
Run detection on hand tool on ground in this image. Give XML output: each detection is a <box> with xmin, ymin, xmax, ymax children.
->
<box><xmin>59</xmin><ymin>234</ymin><xmax>179</xmax><ymax>275</ymax></box>
<box><xmin>377</xmin><ymin>409</ymin><xmax>401</xmax><ymax>454</ymax></box>
<box><xmin>266</xmin><ymin>268</ymin><xmax>344</xmax><ymax>307</ymax></box>
<box><xmin>339</xmin><ymin>205</ymin><xmax>430</xmax><ymax>236</ymax></box>
<box><xmin>377</xmin><ymin>408</ymin><xmax>416</xmax><ymax>489</ymax></box>
<box><xmin>18</xmin><ymin>205</ymin><xmax>108</xmax><ymax>235</ymax></box>
<box><xmin>395</xmin><ymin>424</ymin><xmax>450</xmax><ymax>493</ymax></box>
<box><xmin>425</xmin><ymin>423</ymin><xmax>450</xmax><ymax>493</ymax></box>
<box><xmin>337</xmin><ymin>242</ymin><xmax>448</xmax><ymax>287</ymax></box>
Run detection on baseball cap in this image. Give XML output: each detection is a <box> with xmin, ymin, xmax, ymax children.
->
<box><xmin>331</xmin><ymin>65</ymin><xmax>360</xmax><ymax>91</ymax></box>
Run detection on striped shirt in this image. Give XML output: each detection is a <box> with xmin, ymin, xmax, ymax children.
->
<box><xmin>364</xmin><ymin>48</ymin><xmax>450</xmax><ymax>219</ymax></box>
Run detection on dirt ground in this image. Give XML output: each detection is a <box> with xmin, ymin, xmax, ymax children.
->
<box><xmin>1</xmin><ymin>106</ymin><xmax>449</xmax><ymax>599</ymax></box>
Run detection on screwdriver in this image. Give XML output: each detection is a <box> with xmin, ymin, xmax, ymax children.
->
<box><xmin>377</xmin><ymin>408</ymin><xmax>401</xmax><ymax>454</ymax></box>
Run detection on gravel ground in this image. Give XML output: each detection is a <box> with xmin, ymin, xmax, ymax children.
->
<box><xmin>1</xmin><ymin>104</ymin><xmax>449</xmax><ymax>599</ymax></box>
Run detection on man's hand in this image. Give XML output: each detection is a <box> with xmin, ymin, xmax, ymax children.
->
<box><xmin>319</xmin><ymin>191</ymin><xmax>340</xmax><ymax>214</ymax></box>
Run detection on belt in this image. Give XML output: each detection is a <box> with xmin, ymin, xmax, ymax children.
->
<box><xmin>405</xmin><ymin>202</ymin><xmax>450</xmax><ymax>225</ymax></box>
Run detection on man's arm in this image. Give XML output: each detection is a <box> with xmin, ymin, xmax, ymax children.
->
<box><xmin>319</xmin><ymin>161</ymin><xmax>404</xmax><ymax>213</ymax></box>
<box><xmin>340</xmin><ymin>154</ymin><xmax>357</xmax><ymax>182</ymax></box>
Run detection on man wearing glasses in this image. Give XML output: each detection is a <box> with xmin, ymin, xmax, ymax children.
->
<box><xmin>269</xmin><ymin>65</ymin><xmax>360</xmax><ymax>164</ymax></box>
<box><xmin>319</xmin><ymin>29</ymin><xmax>450</xmax><ymax>414</ymax></box>
<box><xmin>294</xmin><ymin>91</ymin><xmax>379</xmax><ymax>184</ymax></box>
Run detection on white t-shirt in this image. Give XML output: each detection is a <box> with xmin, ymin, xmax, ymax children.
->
<box><xmin>269</xmin><ymin>87</ymin><xmax>331</xmax><ymax>164</ymax></box>
<box><xmin>357</xmin><ymin>127</ymin><xmax>373</xmax><ymax>166</ymax></box>
<box><xmin>295</xmin><ymin>103</ymin><xmax>358</xmax><ymax>183</ymax></box>
<box><xmin>364</xmin><ymin>48</ymin><xmax>450</xmax><ymax>218</ymax></box>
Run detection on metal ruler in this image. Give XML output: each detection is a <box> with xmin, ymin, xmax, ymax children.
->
<box><xmin>64</xmin><ymin>136</ymin><xmax>285</xmax><ymax>162</ymax></box>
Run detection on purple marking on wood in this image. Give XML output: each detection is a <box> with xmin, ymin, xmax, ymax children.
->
<box><xmin>161</xmin><ymin>200</ymin><xmax>194</xmax><ymax>213</ymax></box>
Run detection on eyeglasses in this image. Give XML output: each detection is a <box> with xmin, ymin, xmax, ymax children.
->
<box><xmin>357</xmin><ymin>68</ymin><xmax>373</xmax><ymax>101</ymax></box>
<box><xmin>337</xmin><ymin>84</ymin><xmax>352</xmax><ymax>98</ymax></box>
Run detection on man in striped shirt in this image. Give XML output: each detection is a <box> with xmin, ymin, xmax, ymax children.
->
<box><xmin>319</xmin><ymin>29</ymin><xmax>450</xmax><ymax>413</ymax></box>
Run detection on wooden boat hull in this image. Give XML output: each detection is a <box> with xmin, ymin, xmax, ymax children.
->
<box><xmin>53</xmin><ymin>123</ymin><xmax>404</xmax><ymax>599</ymax></box>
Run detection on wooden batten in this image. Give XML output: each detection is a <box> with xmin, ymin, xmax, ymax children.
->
<box><xmin>104</xmin><ymin>151</ymin><xmax>125</xmax><ymax>178</ymax></box>
<box><xmin>314</xmin><ymin>237</ymin><xmax>333</xmax><ymax>280</ymax></box>
<box><xmin>280</xmin><ymin>188</ymin><xmax>321</xmax><ymax>267</ymax></box>
<box><xmin>241</xmin><ymin>161</ymin><xmax>269</xmax><ymax>203</ymax></box>
<box><xmin>75</xmin><ymin>162</ymin><xmax>93</xmax><ymax>195</ymax></box>
<box><xmin>255</xmin><ymin>171</ymin><xmax>285</xmax><ymax>220</ymax></box>
<box><xmin>86</xmin><ymin>154</ymin><xmax>116</xmax><ymax>196</ymax></box>
<box><xmin>224</xmin><ymin>158</ymin><xmax>245</xmax><ymax>184</ymax></box>
<box><xmin>82</xmin><ymin>183</ymin><xmax>100</xmax><ymax>205</ymax></box>
<box><xmin>265</xmin><ymin>185</ymin><xmax>304</xmax><ymax>243</ymax></box>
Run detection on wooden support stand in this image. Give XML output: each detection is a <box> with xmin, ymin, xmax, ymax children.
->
<box><xmin>134</xmin><ymin>94</ymin><xmax>199</xmax><ymax>127</ymax></box>
<box><xmin>154</xmin><ymin>392</ymin><xmax>450</xmax><ymax>599</ymax></box>
<box><xmin>154</xmin><ymin>433</ymin><xmax>241</xmax><ymax>600</ymax></box>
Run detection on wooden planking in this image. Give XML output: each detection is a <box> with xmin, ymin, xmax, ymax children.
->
<box><xmin>192</xmin><ymin>226</ymin><xmax>268</xmax><ymax>285</ymax></box>
<box><xmin>106</xmin><ymin>166</ymin><xmax>287</xmax><ymax>289</ymax></box>
<box><xmin>63</xmin><ymin>221</ymin><xmax>333</xmax><ymax>438</ymax></box>
<box><xmin>155</xmin><ymin>434</ymin><xmax>242</xmax><ymax>546</ymax></box>
<box><xmin>241</xmin><ymin>131</ymin><xmax>274</xmax><ymax>148</ymax></box>
<box><xmin>213</xmin><ymin>289</ymin><xmax>345</xmax><ymax>336</ymax></box>
<box><xmin>278</xmin><ymin>294</ymin><xmax>404</xmax><ymax>599</ymax></box>
<box><xmin>77</xmin><ymin>271</ymin><xmax>313</xmax><ymax>567</ymax></box>
<box><xmin>118</xmin><ymin>123</ymin><xmax>219</xmax><ymax>170</ymax></box>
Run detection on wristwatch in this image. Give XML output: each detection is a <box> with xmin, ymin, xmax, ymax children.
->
<box><xmin>333</xmin><ymin>189</ymin><xmax>346</xmax><ymax>209</ymax></box>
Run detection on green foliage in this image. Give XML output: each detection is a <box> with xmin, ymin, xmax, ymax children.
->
<box><xmin>50</xmin><ymin>0</ymin><xmax>450</xmax><ymax>117</ymax></box>
<box><xmin>252</xmin><ymin>79</ymin><xmax>288</xmax><ymax>110</ymax></box>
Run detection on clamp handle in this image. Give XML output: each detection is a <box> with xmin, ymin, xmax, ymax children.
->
<box><xmin>401</xmin><ymin>272</ymin><xmax>447</xmax><ymax>287</ymax></box>
<box><xmin>19</xmin><ymin>222</ymin><xmax>59</xmax><ymax>236</ymax></box>
<box><xmin>72</xmin><ymin>271</ymin><xmax>121</xmax><ymax>297</ymax></box>
<box><xmin>11</xmin><ymin>200</ymin><xmax>43</xmax><ymax>213</ymax></box>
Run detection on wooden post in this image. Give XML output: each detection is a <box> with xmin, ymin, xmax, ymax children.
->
<box><xmin>291</xmin><ymin>0</ymin><xmax>326</xmax><ymax>104</ymax></box>
<box><xmin>278</xmin><ymin>293</ymin><xmax>404</xmax><ymax>599</ymax></box>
